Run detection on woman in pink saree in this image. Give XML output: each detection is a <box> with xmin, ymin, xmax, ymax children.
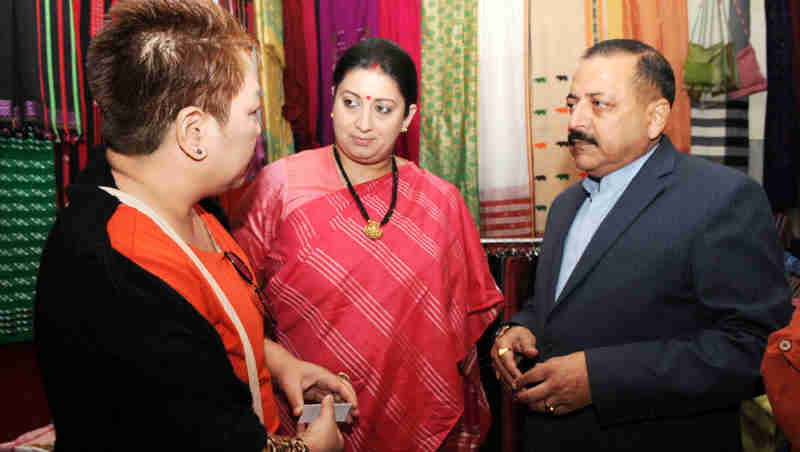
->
<box><xmin>233</xmin><ymin>37</ymin><xmax>502</xmax><ymax>452</ymax></box>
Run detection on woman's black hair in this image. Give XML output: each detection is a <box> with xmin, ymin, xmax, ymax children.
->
<box><xmin>332</xmin><ymin>37</ymin><xmax>418</xmax><ymax>115</ymax></box>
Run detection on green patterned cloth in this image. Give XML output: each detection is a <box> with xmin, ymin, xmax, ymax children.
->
<box><xmin>0</xmin><ymin>137</ymin><xmax>56</xmax><ymax>344</ymax></box>
<box><xmin>420</xmin><ymin>0</ymin><xmax>480</xmax><ymax>226</ymax></box>
<box><xmin>255</xmin><ymin>0</ymin><xmax>295</xmax><ymax>163</ymax></box>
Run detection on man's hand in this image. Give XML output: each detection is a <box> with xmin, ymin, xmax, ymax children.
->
<box><xmin>491</xmin><ymin>326</ymin><xmax>538</xmax><ymax>391</ymax></box>
<box><xmin>513</xmin><ymin>351</ymin><xmax>592</xmax><ymax>416</ymax></box>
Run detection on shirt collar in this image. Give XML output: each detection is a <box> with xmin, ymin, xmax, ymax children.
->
<box><xmin>582</xmin><ymin>142</ymin><xmax>659</xmax><ymax>197</ymax></box>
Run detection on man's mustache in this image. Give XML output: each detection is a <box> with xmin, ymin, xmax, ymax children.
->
<box><xmin>568</xmin><ymin>131</ymin><xmax>598</xmax><ymax>146</ymax></box>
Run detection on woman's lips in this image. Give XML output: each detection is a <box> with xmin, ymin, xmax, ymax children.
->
<box><xmin>352</xmin><ymin>136</ymin><xmax>373</xmax><ymax>146</ymax></box>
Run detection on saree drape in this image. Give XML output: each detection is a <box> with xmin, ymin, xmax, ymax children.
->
<box><xmin>419</xmin><ymin>0</ymin><xmax>480</xmax><ymax>226</ymax></box>
<box><xmin>232</xmin><ymin>147</ymin><xmax>502</xmax><ymax>452</ymax></box>
<box><xmin>477</xmin><ymin>0</ymin><xmax>532</xmax><ymax>239</ymax></box>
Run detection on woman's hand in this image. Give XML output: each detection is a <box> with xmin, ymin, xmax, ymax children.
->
<box><xmin>297</xmin><ymin>395</ymin><xmax>344</xmax><ymax>452</ymax></box>
<box><xmin>264</xmin><ymin>340</ymin><xmax>359</xmax><ymax>421</ymax></box>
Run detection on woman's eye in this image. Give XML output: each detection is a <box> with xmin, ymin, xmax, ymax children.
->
<box><xmin>375</xmin><ymin>104</ymin><xmax>392</xmax><ymax>114</ymax></box>
<box><xmin>343</xmin><ymin>97</ymin><xmax>359</xmax><ymax>108</ymax></box>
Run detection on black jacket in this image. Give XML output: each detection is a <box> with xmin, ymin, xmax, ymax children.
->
<box><xmin>512</xmin><ymin>136</ymin><xmax>791</xmax><ymax>451</ymax></box>
<box><xmin>34</xmin><ymin>151</ymin><xmax>266</xmax><ymax>451</ymax></box>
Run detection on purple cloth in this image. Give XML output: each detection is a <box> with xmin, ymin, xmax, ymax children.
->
<box><xmin>316</xmin><ymin>0</ymin><xmax>378</xmax><ymax>146</ymax></box>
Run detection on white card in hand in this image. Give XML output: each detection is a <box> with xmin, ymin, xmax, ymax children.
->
<box><xmin>298</xmin><ymin>402</ymin><xmax>351</xmax><ymax>423</ymax></box>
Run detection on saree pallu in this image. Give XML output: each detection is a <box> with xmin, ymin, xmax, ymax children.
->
<box><xmin>233</xmin><ymin>147</ymin><xmax>502</xmax><ymax>452</ymax></box>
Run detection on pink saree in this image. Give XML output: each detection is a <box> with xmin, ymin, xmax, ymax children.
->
<box><xmin>233</xmin><ymin>147</ymin><xmax>502</xmax><ymax>452</ymax></box>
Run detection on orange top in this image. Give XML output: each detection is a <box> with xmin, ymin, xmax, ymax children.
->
<box><xmin>108</xmin><ymin>203</ymin><xmax>280</xmax><ymax>433</ymax></box>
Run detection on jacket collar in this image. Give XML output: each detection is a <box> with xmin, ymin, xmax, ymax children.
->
<box><xmin>548</xmin><ymin>135</ymin><xmax>678</xmax><ymax>315</ymax></box>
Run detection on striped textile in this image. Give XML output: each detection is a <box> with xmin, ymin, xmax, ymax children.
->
<box><xmin>688</xmin><ymin>0</ymin><xmax>750</xmax><ymax>173</ymax></box>
<box><xmin>690</xmin><ymin>96</ymin><xmax>750</xmax><ymax>173</ymax></box>
<box><xmin>0</xmin><ymin>423</ymin><xmax>54</xmax><ymax>451</ymax></box>
<box><xmin>232</xmin><ymin>147</ymin><xmax>503</xmax><ymax>452</ymax></box>
<box><xmin>477</xmin><ymin>0</ymin><xmax>532</xmax><ymax>239</ymax></box>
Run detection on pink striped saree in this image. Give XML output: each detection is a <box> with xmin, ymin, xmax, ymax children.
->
<box><xmin>232</xmin><ymin>147</ymin><xmax>502</xmax><ymax>452</ymax></box>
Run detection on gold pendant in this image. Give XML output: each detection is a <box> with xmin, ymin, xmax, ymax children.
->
<box><xmin>363</xmin><ymin>220</ymin><xmax>383</xmax><ymax>239</ymax></box>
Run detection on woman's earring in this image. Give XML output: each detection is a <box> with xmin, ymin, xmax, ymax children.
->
<box><xmin>330</xmin><ymin>112</ymin><xmax>334</xmax><ymax>119</ymax></box>
<box><xmin>191</xmin><ymin>147</ymin><xmax>208</xmax><ymax>161</ymax></box>
<box><xmin>180</xmin><ymin>144</ymin><xmax>208</xmax><ymax>161</ymax></box>
<box><xmin>401</xmin><ymin>126</ymin><xmax>408</xmax><ymax>133</ymax></box>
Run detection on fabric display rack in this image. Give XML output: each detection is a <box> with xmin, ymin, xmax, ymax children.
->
<box><xmin>0</xmin><ymin>136</ymin><xmax>57</xmax><ymax>345</ymax></box>
<box><xmin>478</xmin><ymin>238</ymin><xmax>540</xmax><ymax>452</ymax></box>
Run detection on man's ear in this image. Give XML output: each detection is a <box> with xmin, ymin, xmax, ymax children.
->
<box><xmin>175</xmin><ymin>107</ymin><xmax>208</xmax><ymax>161</ymax></box>
<box><xmin>647</xmin><ymin>98</ymin><xmax>670</xmax><ymax>140</ymax></box>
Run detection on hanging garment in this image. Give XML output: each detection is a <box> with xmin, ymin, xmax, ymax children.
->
<box><xmin>763</xmin><ymin>0</ymin><xmax>798</xmax><ymax>210</ymax></box>
<box><xmin>282</xmin><ymin>0</ymin><xmax>316</xmax><ymax>150</ymax></box>
<box><xmin>0</xmin><ymin>137</ymin><xmax>56</xmax><ymax>345</ymax></box>
<box><xmin>419</xmin><ymin>0</ymin><xmax>481</xmax><ymax>226</ymax></box>
<box><xmin>528</xmin><ymin>0</ymin><xmax>590</xmax><ymax>237</ymax></box>
<box><xmin>301</xmin><ymin>0</ymin><xmax>319</xmax><ymax>148</ymax></box>
<box><xmin>623</xmin><ymin>0</ymin><xmax>691</xmax><ymax>154</ymax></box>
<box><xmin>728</xmin><ymin>0</ymin><xmax>767</xmax><ymax>99</ymax></box>
<box><xmin>477</xmin><ymin>0</ymin><xmax>532</xmax><ymax>239</ymax></box>
<box><xmin>377</xmin><ymin>0</ymin><xmax>422</xmax><ymax>164</ymax></box>
<box><xmin>254</xmin><ymin>0</ymin><xmax>295</xmax><ymax>163</ymax></box>
<box><xmin>687</xmin><ymin>0</ymin><xmax>750</xmax><ymax>174</ymax></box>
<box><xmin>690</xmin><ymin>95</ymin><xmax>749</xmax><ymax>173</ymax></box>
<box><xmin>0</xmin><ymin>1</ymin><xmax>41</xmax><ymax>129</ymax></box>
<box><xmin>316</xmin><ymin>0</ymin><xmax>378</xmax><ymax>147</ymax></box>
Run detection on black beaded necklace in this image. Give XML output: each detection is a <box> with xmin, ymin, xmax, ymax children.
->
<box><xmin>332</xmin><ymin>144</ymin><xmax>398</xmax><ymax>240</ymax></box>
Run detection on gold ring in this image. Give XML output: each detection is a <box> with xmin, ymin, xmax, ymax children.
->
<box><xmin>337</xmin><ymin>372</ymin><xmax>351</xmax><ymax>382</ymax></box>
<box><xmin>498</xmin><ymin>347</ymin><xmax>510</xmax><ymax>357</ymax></box>
<box><xmin>545</xmin><ymin>401</ymin><xmax>556</xmax><ymax>415</ymax></box>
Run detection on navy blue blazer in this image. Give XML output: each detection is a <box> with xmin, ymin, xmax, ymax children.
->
<box><xmin>511</xmin><ymin>136</ymin><xmax>791</xmax><ymax>451</ymax></box>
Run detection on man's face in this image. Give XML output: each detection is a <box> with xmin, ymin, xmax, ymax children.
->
<box><xmin>566</xmin><ymin>53</ymin><xmax>658</xmax><ymax>178</ymax></box>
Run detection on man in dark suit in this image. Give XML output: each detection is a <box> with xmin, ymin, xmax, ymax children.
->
<box><xmin>491</xmin><ymin>39</ymin><xmax>791</xmax><ymax>451</ymax></box>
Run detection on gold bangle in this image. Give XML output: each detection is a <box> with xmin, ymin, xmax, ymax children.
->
<box><xmin>265</xmin><ymin>435</ymin><xmax>310</xmax><ymax>452</ymax></box>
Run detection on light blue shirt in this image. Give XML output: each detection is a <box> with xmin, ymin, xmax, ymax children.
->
<box><xmin>554</xmin><ymin>145</ymin><xmax>658</xmax><ymax>301</ymax></box>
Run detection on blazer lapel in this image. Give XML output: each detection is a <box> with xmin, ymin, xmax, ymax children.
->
<box><xmin>550</xmin><ymin>137</ymin><xmax>678</xmax><ymax>313</ymax></box>
<box><xmin>546</xmin><ymin>184</ymin><xmax>589</xmax><ymax>309</ymax></box>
